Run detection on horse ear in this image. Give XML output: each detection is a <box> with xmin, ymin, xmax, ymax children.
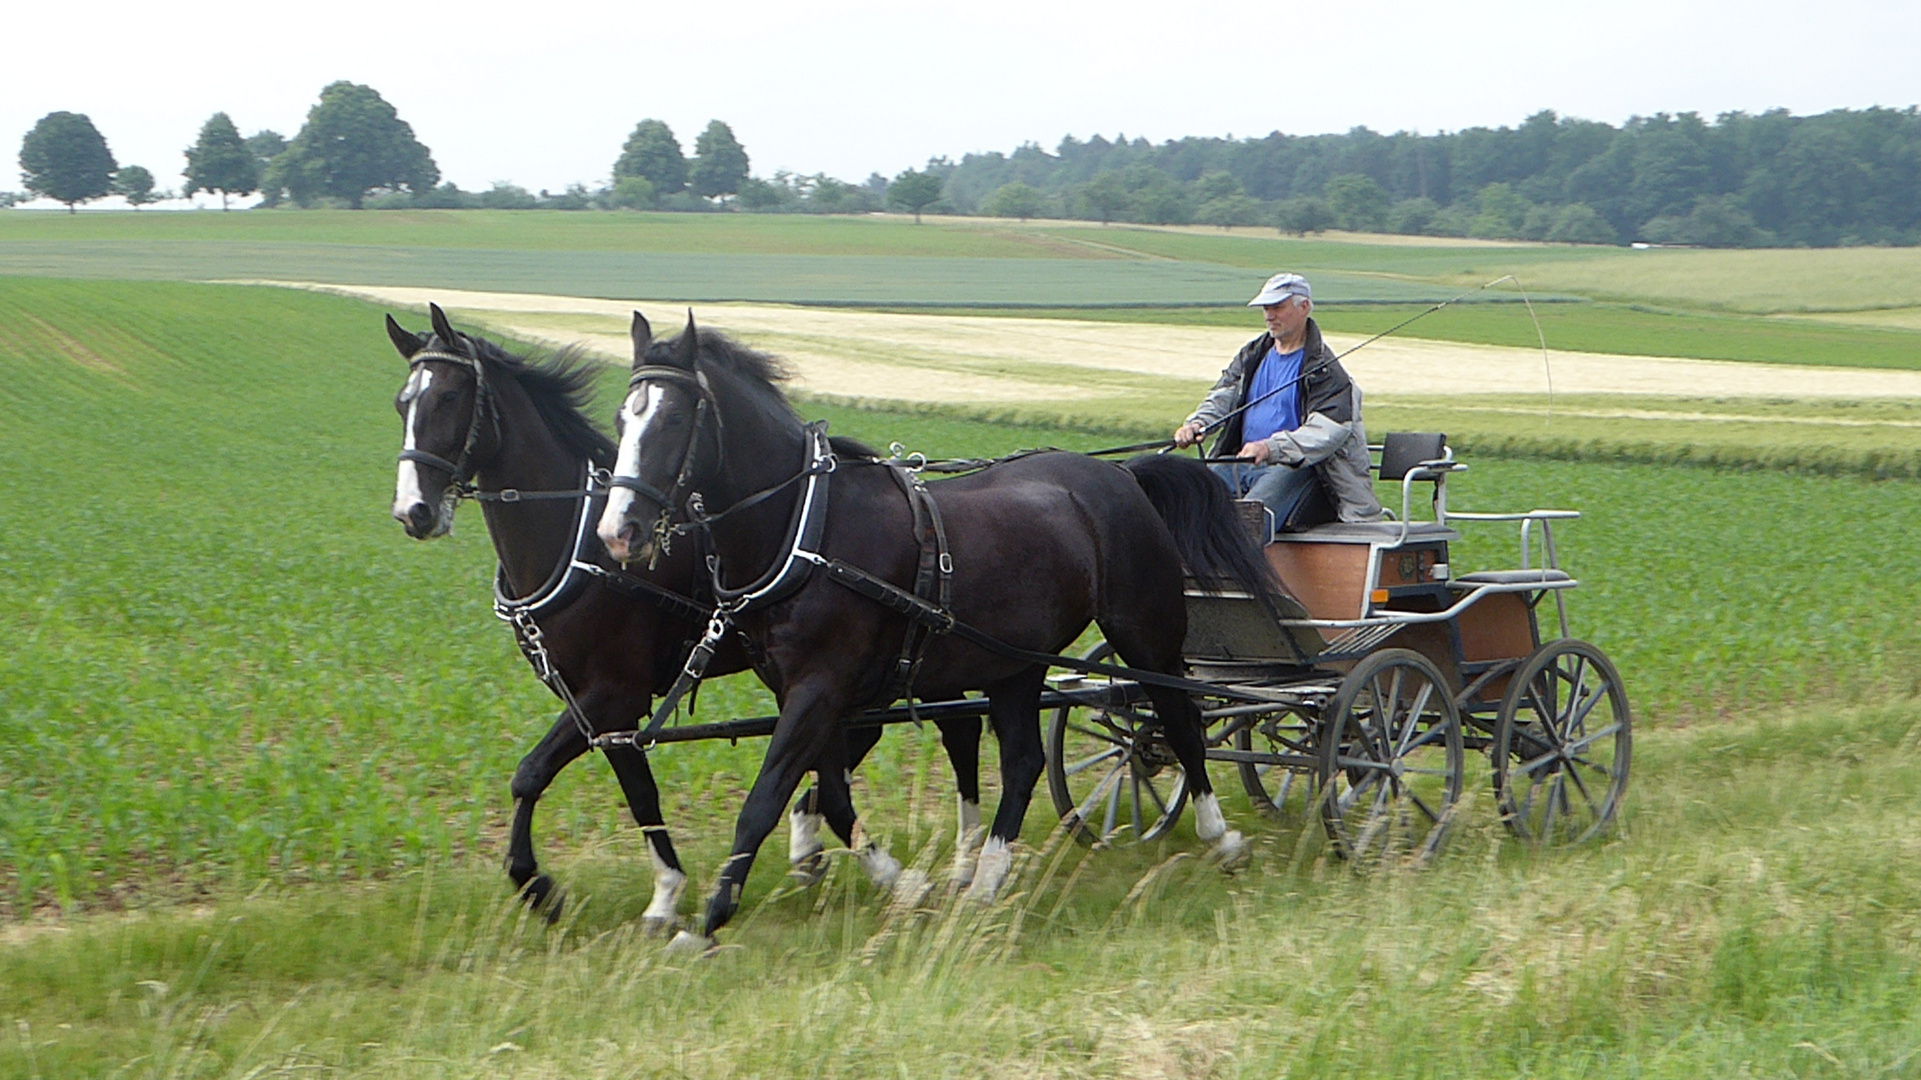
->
<box><xmin>385</xmin><ymin>314</ymin><xmax>424</xmax><ymax>360</ymax></box>
<box><xmin>630</xmin><ymin>311</ymin><xmax>653</xmax><ymax>368</ymax></box>
<box><xmin>428</xmin><ymin>303</ymin><xmax>458</xmax><ymax>349</ymax></box>
<box><xmin>670</xmin><ymin>309</ymin><xmax>698</xmax><ymax>371</ymax></box>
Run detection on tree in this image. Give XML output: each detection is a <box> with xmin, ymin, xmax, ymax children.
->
<box><xmin>1388</xmin><ymin>196</ymin><xmax>1439</xmax><ymax>235</ymax></box>
<box><xmin>1075</xmin><ymin>171</ymin><xmax>1133</xmax><ymax>224</ymax></box>
<box><xmin>275</xmin><ymin>82</ymin><xmax>437</xmax><ymax>208</ymax></box>
<box><xmin>183</xmin><ymin>112</ymin><xmax>258</xmax><ymax>210</ymax></box>
<box><xmin>1324</xmin><ymin>173</ymin><xmax>1391</xmax><ymax>232</ymax></box>
<box><xmin>19</xmin><ymin>111</ymin><xmax>117</xmax><ymax>212</ymax></box>
<box><xmin>982</xmin><ymin>180</ymin><xmax>1044</xmax><ymax>221</ymax></box>
<box><xmin>688</xmin><ymin>120</ymin><xmax>749</xmax><ymax>199</ymax></box>
<box><xmin>1197</xmin><ymin>194</ymin><xmax>1261</xmax><ymax>228</ymax></box>
<box><xmin>113</xmin><ymin>165</ymin><xmax>162</xmax><ymax>208</ymax></box>
<box><xmin>613</xmin><ymin>119</ymin><xmax>686</xmax><ymax>194</ymax></box>
<box><xmin>1545</xmin><ymin>202</ymin><xmax>1617</xmax><ymax>244</ymax></box>
<box><xmin>1274</xmin><ymin>196</ymin><xmax>1333</xmax><ymax>236</ymax></box>
<box><xmin>246</xmin><ymin>130</ymin><xmax>288</xmax><ymax>206</ymax></box>
<box><xmin>886</xmin><ymin>168</ymin><xmax>944</xmax><ymax>222</ymax></box>
<box><xmin>607</xmin><ymin>175</ymin><xmax>658</xmax><ymax>210</ymax></box>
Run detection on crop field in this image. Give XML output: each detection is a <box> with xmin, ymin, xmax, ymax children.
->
<box><xmin>5</xmin><ymin>276</ymin><xmax>1921</xmax><ymax>1075</ymax></box>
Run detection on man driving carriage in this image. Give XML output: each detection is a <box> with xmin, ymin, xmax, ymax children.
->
<box><xmin>1172</xmin><ymin>272</ymin><xmax>1382</xmax><ymax>533</ymax></box>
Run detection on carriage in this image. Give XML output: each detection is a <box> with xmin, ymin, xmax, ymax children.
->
<box><xmin>1042</xmin><ymin>432</ymin><xmax>1630</xmax><ymax>860</ymax></box>
<box><xmin>390</xmin><ymin>305</ymin><xmax>1628</xmax><ymax>944</ymax></box>
<box><xmin>626</xmin><ymin>431</ymin><xmax>1631</xmax><ymax>863</ymax></box>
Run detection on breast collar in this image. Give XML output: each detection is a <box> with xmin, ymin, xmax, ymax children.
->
<box><xmin>709</xmin><ymin>421</ymin><xmax>836</xmax><ymax>615</ymax></box>
<box><xmin>491</xmin><ymin>464</ymin><xmax>606</xmax><ymax>621</ymax></box>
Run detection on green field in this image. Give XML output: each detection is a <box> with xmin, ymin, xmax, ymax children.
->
<box><xmin>7</xmin><ymin>210</ymin><xmax>1920</xmax><ymax>372</ymax></box>
<box><xmin>6</xmin><ymin>277</ymin><xmax>1921</xmax><ymax>1075</ymax></box>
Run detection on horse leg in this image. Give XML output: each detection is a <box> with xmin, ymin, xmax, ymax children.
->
<box><xmin>684</xmin><ymin>679</ymin><xmax>847</xmax><ymax>947</ymax></box>
<box><xmin>964</xmin><ymin>668</ymin><xmax>1047</xmax><ymax>903</ymax></box>
<box><xmin>809</xmin><ymin>725</ymin><xmax>904</xmax><ymax>890</ymax></box>
<box><xmin>939</xmin><ymin>718</ymin><xmax>986</xmax><ymax>886</ymax></box>
<box><xmin>506</xmin><ymin>711</ymin><xmax>588</xmax><ymax>918</ymax></box>
<box><xmin>601</xmin><ymin>741</ymin><xmax>687</xmax><ymax>932</ymax></box>
<box><xmin>1139</xmin><ymin>680</ymin><xmax>1247</xmax><ymax>868</ymax></box>
<box><xmin>786</xmin><ymin>724</ymin><xmax>885</xmax><ymax>886</ymax></box>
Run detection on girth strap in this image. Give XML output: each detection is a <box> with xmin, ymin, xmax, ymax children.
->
<box><xmin>877</xmin><ymin>465</ymin><xmax>953</xmax><ymax>710</ymax></box>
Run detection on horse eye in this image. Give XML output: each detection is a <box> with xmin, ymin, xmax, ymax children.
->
<box><xmin>439</xmin><ymin>389</ymin><xmax>460</xmax><ymax>403</ymax></box>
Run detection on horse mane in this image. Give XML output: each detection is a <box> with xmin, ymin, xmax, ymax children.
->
<box><xmin>461</xmin><ymin>335</ymin><xmax>617</xmax><ymax>467</ymax></box>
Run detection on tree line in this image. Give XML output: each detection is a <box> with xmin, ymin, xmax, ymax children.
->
<box><xmin>13</xmin><ymin>89</ymin><xmax>1919</xmax><ymax>247</ymax></box>
<box><xmin>926</xmin><ymin>108</ymin><xmax>1921</xmax><ymax>247</ymax></box>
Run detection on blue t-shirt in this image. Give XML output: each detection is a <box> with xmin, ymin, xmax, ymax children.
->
<box><xmin>1242</xmin><ymin>345</ymin><xmax>1304</xmax><ymax>443</ymax></box>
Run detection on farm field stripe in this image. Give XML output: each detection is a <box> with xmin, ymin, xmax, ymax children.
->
<box><xmin>273</xmin><ymin>281</ymin><xmax>1921</xmax><ymax>403</ymax></box>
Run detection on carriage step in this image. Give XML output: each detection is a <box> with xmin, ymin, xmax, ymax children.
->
<box><xmin>1320</xmin><ymin>623</ymin><xmax>1403</xmax><ymax>656</ymax></box>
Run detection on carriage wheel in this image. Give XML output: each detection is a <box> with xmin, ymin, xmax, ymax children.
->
<box><xmin>1317</xmin><ymin>649</ymin><xmax>1464</xmax><ymax>863</ymax></box>
<box><xmin>1493</xmin><ymin>639</ymin><xmax>1630</xmax><ymax>846</ymax></box>
<box><xmin>1046</xmin><ymin>643</ymin><xmax>1188</xmax><ymax>847</ymax></box>
<box><xmin>1235</xmin><ymin>707</ymin><xmax>1318</xmax><ymax>820</ymax></box>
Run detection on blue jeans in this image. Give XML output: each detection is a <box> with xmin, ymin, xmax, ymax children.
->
<box><xmin>1210</xmin><ymin>462</ymin><xmax>1320</xmax><ymax>536</ymax></box>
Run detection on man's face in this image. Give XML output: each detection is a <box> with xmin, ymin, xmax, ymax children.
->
<box><xmin>1263</xmin><ymin>296</ymin><xmax>1310</xmax><ymax>341</ymax></box>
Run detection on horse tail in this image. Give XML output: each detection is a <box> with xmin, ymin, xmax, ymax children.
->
<box><xmin>1122</xmin><ymin>454</ymin><xmax>1294</xmax><ymax>610</ymax></box>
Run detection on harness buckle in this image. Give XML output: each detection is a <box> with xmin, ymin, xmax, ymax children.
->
<box><xmin>498</xmin><ymin>488</ymin><xmax>521</xmax><ymax>503</ymax></box>
<box><xmin>938</xmin><ymin>553</ymin><xmax>954</xmax><ymax>575</ymax></box>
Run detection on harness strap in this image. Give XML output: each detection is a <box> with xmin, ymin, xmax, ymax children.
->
<box><xmin>877</xmin><ymin>465</ymin><xmax>953</xmax><ymax>711</ymax></box>
<box><xmin>807</xmin><ymin>554</ymin><xmax>1238</xmax><ymax>700</ymax></box>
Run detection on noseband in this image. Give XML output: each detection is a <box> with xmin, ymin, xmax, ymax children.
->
<box><xmin>606</xmin><ymin>365</ymin><xmax>720</xmax><ymax>559</ymax></box>
<box><xmin>398</xmin><ymin>349</ymin><xmax>501</xmax><ymax>485</ymax></box>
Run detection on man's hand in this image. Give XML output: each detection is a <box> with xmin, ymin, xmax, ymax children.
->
<box><xmin>1239</xmin><ymin>439</ymin><xmax>1273</xmax><ymax>466</ymax></box>
<box><xmin>1173</xmin><ymin>422</ymin><xmax>1203</xmax><ymax>448</ymax></box>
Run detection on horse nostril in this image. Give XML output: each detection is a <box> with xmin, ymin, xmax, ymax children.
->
<box><xmin>405</xmin><ymin>503</ymin><xmax>434</xmax><ymax>531</ymax></box>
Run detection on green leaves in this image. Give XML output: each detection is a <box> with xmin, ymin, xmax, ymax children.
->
<box><xmin>18</xmin><ymin>111</ymin><xmax>117</xmax><ymax>211</ymax></box>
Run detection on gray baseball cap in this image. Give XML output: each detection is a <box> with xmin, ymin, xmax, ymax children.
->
<box><xmin>1247</xmin><ymin>272</ymin><xmax>1312</xmax><ymax>306</ymax></box>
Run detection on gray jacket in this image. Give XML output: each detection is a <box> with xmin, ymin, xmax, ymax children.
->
<box><xmin>1184</xmin><ymin>319</ymin><xmax>1383</xmax><ymax>523</ymax></box>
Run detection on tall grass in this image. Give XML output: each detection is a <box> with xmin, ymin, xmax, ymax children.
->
<box><xmin>5</xmin><ymin>697</ymin><xmax>1921</xmax><ymax>1077</ymax></box>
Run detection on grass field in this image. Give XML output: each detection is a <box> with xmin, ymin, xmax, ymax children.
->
<box><xmin>6</xmin><ymin>277</ymin><xmax>1921</xmax><ymax>1076</ymax></box>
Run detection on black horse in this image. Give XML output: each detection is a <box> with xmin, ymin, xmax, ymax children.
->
<box><xmin>597</xmin><ymin>313</ymin><xmax>1285</xmax><ymax>947</ymax></box>
<box><xmin>386</xmin><ymin>304</ymin><xmax>958</xmax><ymax>926</ymax></box>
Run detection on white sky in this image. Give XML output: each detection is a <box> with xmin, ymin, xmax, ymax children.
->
<box><xmin>4</xmin><ymin>0</ymin><xmax>1917</xmax><ymax>207</ymax></box>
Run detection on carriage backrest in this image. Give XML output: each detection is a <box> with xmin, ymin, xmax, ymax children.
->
<box><xmin>1378</xmin><ymin>432</ymin><xmax>1448</xmax><ymax>482</ymax></box>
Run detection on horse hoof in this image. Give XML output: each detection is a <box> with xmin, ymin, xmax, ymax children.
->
<box><xmin>887</xmin><ymin>868</ymin><xmax>933</xmax><ymax>912</ymax></box>
<box><xmin>519</xmin><ymin>874</ymin><xmax>564</xmax><ymax>922</ymax></box>
<box><xmin>858</xmin><ymin>846</ymin><xmax>902</xmax><ymax>892</ymax></box>
<box><xmin>950</xmin><ymin>857</ymin><xmax>977</xmax><ymax>890</ymax></box>
<box><xmin>1209</xmin><ymin>830</ymin><xmax>1250</xmax><ymax>874</ymax></box>
<box><xmin>665</xmin><ymin>930</ymin><xmax>714</xmax><ymax>956</ymax></box>
<box><xmin>788</xmin><ymin>850</ymin><xmax>828</xmax><ymax>887</ymax></box>
<box><xmin>963</xmin><ymin>841</ymin><xmax>1013</xmax><ymax>904</ymax></box>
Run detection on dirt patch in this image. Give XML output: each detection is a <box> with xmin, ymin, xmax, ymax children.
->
<box><xmin>253</xmin><ymin>282</ymin><xmax>1921</xmax><ymax>404</ymax></box>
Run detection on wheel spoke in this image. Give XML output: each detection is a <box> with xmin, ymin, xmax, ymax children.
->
<box><xmin>1103</xmin><ymin>771</ymin><xmax>1122</xmax><ymax>838</ymax></box>
<box><xmin>1541</xmin><ymin>773</ymin><xmax>1564</xmax><ymax>839</ymax></box>
<box><xmin>1561</xmin><ymin>684</ymin><xmax>1609</xmax><ymax>736</ymax></box>
<box><xmin>1394</xmin><ymin>682</ymin><xmax>1437</xmax><ymax>756</ymax></box>
<box><xmin>1131</xmin><ymin>772</ymin><xmax>1145</xmax><ymax>837</ymax></box>
<box><xmin>1067</xmin><ymin>719</ymin><xmax>1131</xmax><ymax>747</ymax></box>
<box><xmin>1561</xmin><ymin>721</ymin><xmax>1624</xmax><ymax>758</ymax></box>
<box><xmin>1405</xmin><ymin>788</ymin><xmax>1441</xmax><ymax>824</ymax></box>
<box><xmin>1064</xmin><ymin>746</ymin><xmax>1125</xmax><ymax>777</ymax></box>
<box><xmin>1074</xmin><ymin>760</ymin><xmax>1127</xmax><ymax>823</ymax></box>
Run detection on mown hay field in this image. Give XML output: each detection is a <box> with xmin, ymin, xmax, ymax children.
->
<box><xmin>5</xmin><ymin>277</ymin><xmax>1921</xmax><ymax>1077</ymax></box>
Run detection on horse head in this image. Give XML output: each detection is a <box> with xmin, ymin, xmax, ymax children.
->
<box><xmin>598</xmin><ymin>310</ymin><xmax>707</xmax><ymax>564</ymax></box>
<box><xmin>388</xmin><ymin>303</ymin><xmax>497</xmax><ymax>539</ymax></box>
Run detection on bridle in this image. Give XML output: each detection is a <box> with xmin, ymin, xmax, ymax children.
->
<box><xmin>398</xmin><ymin>347</ymin><xmax>500</xmax><ymax>490</ymax></box>
<box><xmin>605</xmin><ymin>364</ymin><xmax>720</xmax><ymax>562</ymax></box>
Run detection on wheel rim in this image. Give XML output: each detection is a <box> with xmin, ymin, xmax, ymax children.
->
<box><xmin>1318</xmin><ymin>650</ymin><xmax>1463</xmax><ymax>864</ymax></box>
<box><xmin>1046</xmin><ymin>644</ymin><xmax>1187</xmax><ymax>846</ymax></box>
<box><xmin>1496</xmin><ymin>640</ymin><xmax>1630</xmax><ymax>846</ymax></box>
